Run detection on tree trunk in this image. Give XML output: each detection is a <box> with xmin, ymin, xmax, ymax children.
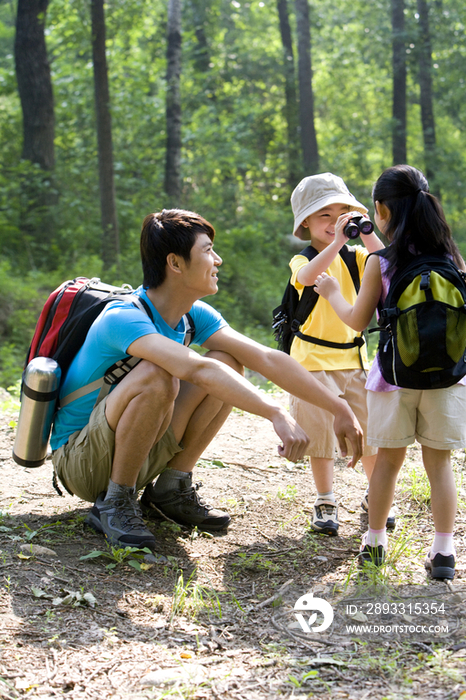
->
<box><xmin>416</xmin><ymin>0</ymin><xmax>440</xmax><ymax>197</ymax></box>
<box><xmin>90</xmin><ymin>0</ymin><xmax>120</xmax><ymax>271</ymax></box>
<box><xmin>391</xmin><ymin>0</ymin><xmax>407</xmax><ymax>165</ymax></box>
<box><xmin>294</xmin><ymin>0</ymin><xmax>319</xmax><ymax>175</ymax></box>
<box><xmin>15</xmin><ymin>0</ymin><xmax>54</xmax><ymax>169</ymax></box>
<box><xmin>164</xmin><ymin>0</ymin><xmax>183</xmax><ymax>204</ymax></box>
<box><xmin>189</xmin><ymin>0</ymin><xmax>210</xmax><ymax>73</ymax></box>
<box><xmin>276</xmin><ymin>0</ymin><xmax>301</xmax><ymax>188</ymax></box>
<box><xmin>14</xmin><ymin>0</ymin><xmax>56</xmax><ymax>267</ymax></box>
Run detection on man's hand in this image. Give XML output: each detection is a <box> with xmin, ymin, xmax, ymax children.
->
<box><xmin>271</xmin><ymin>408</ymin><xmax>310</xmax><ymax>462</ymax></box>
<box><xmin>333</xmin><ymin>402</ymin><xmax>364</xmax><ymax>469</ymax></box>
<box><xmin>314</xmin><ymin>272</ymin><xmax>341</xmax><ymax>300</ymax></box>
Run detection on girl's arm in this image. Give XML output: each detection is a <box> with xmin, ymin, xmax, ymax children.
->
<box><xmin>314</xmin><ymin>254</ymin><xmax>382</xmax><ymax>332</ymax></box>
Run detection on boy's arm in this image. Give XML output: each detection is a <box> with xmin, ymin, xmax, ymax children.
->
<box><xmin>296</xmin><ymin>211</ymin><xmax>377</xmax><ymax>286</ymax></box>
<box><xmin>362</xmin><ymin>230</ymin><xmax>385</xmax><ymax>254</ymax></box>
<box><xmin>203</xmin><ymin>327</ymin><xmax>363</xmax><ymax>466</ymax></box>
<box><xmin>296</xmin><ymin>238</ymin><xmax>344</xmax><ymax>286</ymax></box>
<box><xmin>314</xmin><ymin>254</ymin><xmax>382</xmax><ymax>331</ymax></box>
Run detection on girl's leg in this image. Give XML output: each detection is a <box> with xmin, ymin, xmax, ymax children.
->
<box><xmin>361</xmin><ymin>452</ymin><xmax>396</xmax><ymax>530</ymax></box>
<box><xmin>421</xmin><ymin>446</ymin><xmax>456</xmax><ymax>579</ymax></box>
<box><xmin>421</xmin><ymin>446</ymin><xmax>456</xmax><ymax>538</ymax></box>
<box><xmin>361</xmin><ymin>448</ymin><xmax>405</xmax><ymax>558</ymax></box>
<box><xmin>368</xmin><ymin>447</ymin><xmax>406</xmax><ymax>530</ymax></box>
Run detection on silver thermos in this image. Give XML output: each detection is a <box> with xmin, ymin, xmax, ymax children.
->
<box><xmin>13</xmin><ymin>357</ymin><xmax>61</xmax><ymax>468</ymax></box>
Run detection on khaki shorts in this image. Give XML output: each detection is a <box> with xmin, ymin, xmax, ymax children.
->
<box><xmin>366</xmin><ymin>384</ymin><xmax>466</xmax><ymax>450</ymax></box>
<box><xmin>52</xmin><ymin>397</ymin><xmax>183</xmax><ymax>503</ymax></box>
<box><xmin>289</xmin><ymin>369</ymin><xmax>377</xmax><ymax>459</ymax></box>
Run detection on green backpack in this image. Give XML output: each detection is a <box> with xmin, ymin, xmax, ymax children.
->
<box><xmin>370</xmin><ymin>254</ymin><xmax>466</xmax><ymax>389</ymax></box>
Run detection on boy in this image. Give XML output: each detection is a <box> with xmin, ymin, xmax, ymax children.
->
<box><xmin>288</xmin><ymin>173</ymin><xmax>391</xmax><ymax>535</ymax></box>
<box><xmin>51</xmin><ymin>208</ymin><xmax>363</xmax><ymax>551</ymax></box>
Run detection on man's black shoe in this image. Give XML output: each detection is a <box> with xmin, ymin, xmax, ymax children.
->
<box><xmin>87</xmin><ymin>490</ymin><xmax>157</xmax><ymax>550</ymax></box>
<box><xmin>141</xmin><ymin>473</ymin><xmax>231</xmax><ymax>531</ymax></box>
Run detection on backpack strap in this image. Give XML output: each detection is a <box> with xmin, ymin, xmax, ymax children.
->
<box><xmin>60</xmin><ymin>297</ymin><xmax>196</xmax><ymax>409</ymax></box>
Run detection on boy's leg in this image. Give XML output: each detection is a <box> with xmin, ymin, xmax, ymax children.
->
<box><xmin>141</xmin><ymin>350</ymin><xmax>243</xmax><ymax>530</ymax></box>
<box><xmin>422</xmin><ymin>446</ymin><xmax>456</xmax><ymax>579</ymax></box>
<box><xmin>289</xmin><ymin>372</ymin><xmax>342</xmax><ymax>537</ymax></box>
<box><xmin>361</xmin><ymin>454</ymin><xmax>377</xmax><ymax>481</ymax></box>
<box><xmin>310</xmin><ymin>457</ymin><xmax>339</xmax><ymax>536</ymax></box>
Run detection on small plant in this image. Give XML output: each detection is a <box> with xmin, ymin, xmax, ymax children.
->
<box><xmin>277</xmin><ymin>484</ymin><xmax>298</xmax><ymax>503</ymax></box>
<box><xmin>22</xmin><ymin>522</ymin><xmax>59</xmax><ymax>542</ymax></box>
<box><xmin>79</xmin><ymin>545</ymin><xmax>153</xmax><ymax>570</ymax></box>
<box><xmin>344</xmin><ymin>525</ymin><xmax>424</xmax><ymax>589</ymax></box>
<box><xmin>401</xmin><ymin>466</ymin><xmax>431</xmax><ymax>508</ymax></box>
<box><xmin>232</xmin><ymin>552</ymin><xmax>280</xmax><ymax>576</ymax></box>
<box><xmin>170</xmin><ymin>569</ymin><xmax>222</xmax><ymax>622</ymax></box>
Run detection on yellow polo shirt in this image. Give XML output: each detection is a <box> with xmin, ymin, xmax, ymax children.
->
<box><xmin>289</xmin><ymin>245</ymin><xmax>370</xmax><ymax>371</ymax></box>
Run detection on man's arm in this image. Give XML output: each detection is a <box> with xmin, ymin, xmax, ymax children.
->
<box><xmin>127</xmin><ymin>333</ymin><xmax>310</xmax><ymax>462</ymax></box>
<box><xmin>203</xmin><ymin>327</ymin><xmax>363</xmax><ymax>466</ymax></box>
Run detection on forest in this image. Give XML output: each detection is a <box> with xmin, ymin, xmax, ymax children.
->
<box><xmin>1</xmin><ymin>0</ymin><xmax>466</xmax><ymax>388</ymax></box>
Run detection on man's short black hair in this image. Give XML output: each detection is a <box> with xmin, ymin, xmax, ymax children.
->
<box><xmin>140</xmin><ymin>208</ymin><xmax>216</xmax><ymax>289</ymax></box>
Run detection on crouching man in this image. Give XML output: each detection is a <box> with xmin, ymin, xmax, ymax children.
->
<box><xmin>51</xmin><ymin>209</ymin><xmax>363</xmax><ymax>550</ymax></box>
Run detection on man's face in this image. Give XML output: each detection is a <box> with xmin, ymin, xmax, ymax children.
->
<box><xmin>182</xmin><ymin>232</ymin><xmax>223</xmax><ymax>298</ymax></box>
<box><xmin>302</xmin><ymin>203</ymin><xmax>350</xmax><ymax>251</ymax></box>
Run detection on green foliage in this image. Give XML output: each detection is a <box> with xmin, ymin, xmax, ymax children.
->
<box><xmin>1</xmin><ymin>0</ymin><xmax>466</xmax><ymax>387</ymax></box>
<box><xmin>79</xmin><ymin>545</ymin><xmax>153</xmax><ymax>571</ymax></box>
<box><xmin>170</xmin><ymin>569</ymin><xmax>223</xmax><ymax>622</ymax></box>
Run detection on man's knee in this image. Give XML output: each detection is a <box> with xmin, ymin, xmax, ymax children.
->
<box><xmin>134</xmin><ymin>360</ymin><xmax>180</xmax><ymax>402</ymax></box>
<box><xmin>204</xmin><ymin>350</ymin><xmax>244</xmax><ymax>376</ymax></box>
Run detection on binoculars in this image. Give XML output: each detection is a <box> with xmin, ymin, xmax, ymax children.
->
<box><xmin>344</xmin><ymin>212</ymin><xmax>374</xmax><ymax>239</ymax></box>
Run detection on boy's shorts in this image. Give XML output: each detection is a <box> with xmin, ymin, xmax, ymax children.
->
<box><xmin>52</xmin><ymin>397</ymin><xmax>183</xmax><ymax>503</ymax></box>
<box><xmin>289</xmin><ymin>368</ymin><xmax>377</xmax><ymax>459</ymax></box>
<box><xmin>366</xmin><ymin>384</ymin><xmax>466</xmax><ymax>450</ymax></box>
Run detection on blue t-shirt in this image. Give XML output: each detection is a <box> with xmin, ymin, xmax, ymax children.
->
<box><xmin>51</xmin><ymin>286</ymin><xmax>228</xmax><ymax>450</ymax></box>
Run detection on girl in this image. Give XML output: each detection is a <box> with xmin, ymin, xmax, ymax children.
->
<box><xmin>314</xmin><ymin>164</ymin><xmax>466</xmax><ymax>580</ymax></box>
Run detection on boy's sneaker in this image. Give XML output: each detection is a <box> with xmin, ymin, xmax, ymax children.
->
<box><xmin>361</xmin><ymin>487</ymin><xmax>396</xmax><ymax>530</ymax></box>
<box><xmin>358</xmin><ymin>532</ymin><xmax>386</xmax><ymax>567</ymax></box>
<box><xmin>141</xmin><ymin>472</ymin><xmax>231</xmax><ymax>531</ymax></box>
<box><xmin>424</xmin><ymin>552</ymin><xmax>456</xmax><ymax>580</ymax></box>
<box><xmin>87</xmin><ymin>491</ymin><xmax>157</xmax><ymax>550</ymax></box>
<box><xmin>310</xmin><ymin>500</ymin><xmax>339</xmax><ymax>536</ymax></box>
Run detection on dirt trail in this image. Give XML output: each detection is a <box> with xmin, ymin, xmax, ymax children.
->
<box><xmin>0</xmin><ymin>394</ymin><xmax>466</xmax><ymax>699</ymax></box>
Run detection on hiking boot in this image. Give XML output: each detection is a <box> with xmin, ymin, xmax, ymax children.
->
<box><xmin>141</xmin><ymin>473</ymin><xmax>231</xmax><ymax>531</ymax></box>
<box><xmin>87</xmin><ymin>491</ymin><xmax>157</xmax><ymax>550</ymax></box>
<box><xmin>358</xmin><ymin>532</ymin><xmax>386</xmax><ymax>567</ymax></box>
<box><xmin>310</xmin><ymin>500</ymin><xmax>339</xmax><ymax>536</ymax></box>
<box><xmin>424</xmin><ymin>552</ymin><xmax>456</xmax><ymax>580</ymax></box>
<box><xmin>361</xmin><ymin>487</ymin><xmax>396</xmax><ymax>530</ymax></box>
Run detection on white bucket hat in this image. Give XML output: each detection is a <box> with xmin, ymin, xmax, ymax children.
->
<box><xmin>291</xmin><ymin>172</ymin><xmax>368</xmax><ymax>240</ymax></box>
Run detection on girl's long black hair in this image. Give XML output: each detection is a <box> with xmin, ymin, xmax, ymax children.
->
<box><xmin>372</xmin><ymin>165</ymin><xmax>463</xmax><ymax>269</ymax></box>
